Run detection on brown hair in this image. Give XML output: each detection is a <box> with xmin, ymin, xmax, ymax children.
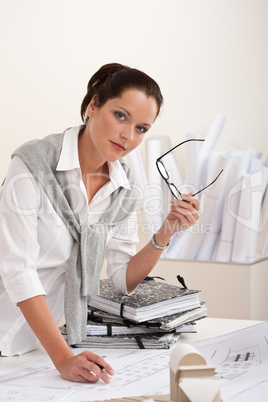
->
<box><xmin>80</xmin><ymin>63</ymin><xmax>163</xmax><ymax>123</ymax></box>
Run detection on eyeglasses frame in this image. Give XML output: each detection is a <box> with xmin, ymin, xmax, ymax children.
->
<box><xmin>156</xmin><ymin>138</ymin><xmax>224</xmax><ymax>198</ymax></box>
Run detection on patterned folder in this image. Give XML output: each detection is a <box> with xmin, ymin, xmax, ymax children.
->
<box><xmin>87</xmin><ymin>303</ymin><xmax>207</xmax><ymax>332</ymax></box>
<box><xmin>60</xmin><ymin>279</ymin><xmax>206</xmax><ymax>349</ymax></box>
<box><xmin>87</xmin><ymin>279</ymin><xmax>201</xmax><ymax>323</ymax></box>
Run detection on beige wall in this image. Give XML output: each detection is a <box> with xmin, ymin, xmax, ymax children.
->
<box><xmin>151</xmin><ymin>258</ymin><xmax>268</xmax><ymax>320</ymax></box>
<box><xmin>1</xmin><ymin>0</ymin><xmax>267</xmax><ymax>185</ymax></box>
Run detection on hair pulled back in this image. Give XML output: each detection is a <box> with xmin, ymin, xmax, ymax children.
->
<box><xmin>80</xmin><ymin>63</ymin><xmax>163</xmax><ymax>123</ymax></box>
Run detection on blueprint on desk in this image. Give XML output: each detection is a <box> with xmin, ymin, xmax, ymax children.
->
<box><xmin>0</xmin><ymin>348</ymin><xmax>171</xmax><ymax>401</ymax></box>
<box><xmin>191</xmin><ymin>322</ymin><xmax>268</xmax><ymax>402</ymax></box>
<box><xmin>1</xmin><ymin>323</ymin><xmax>268</xmax><ymax>401</ymax></box>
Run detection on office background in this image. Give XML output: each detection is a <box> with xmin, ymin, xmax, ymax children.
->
<box><xmin>1</xmin><ymin>0</ymin><xmax>267</xmax><ymax>181</ymax></box>
<box><xmin>0</xmin><ymin>0</ymin><xmax>267</xmax><ymax>319</ymax></box>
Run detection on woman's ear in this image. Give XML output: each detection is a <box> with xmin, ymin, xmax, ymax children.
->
<box><xmin>86</xmin><ymin>95</ymin><xmax>98</xmax><ymax>118</ymax></box>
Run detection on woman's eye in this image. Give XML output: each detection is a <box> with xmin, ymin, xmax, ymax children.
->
<box><xmin>136</xmin><ymin>126</ymin><xmax>147</xmax><ymax>134</ymax></box>
<box><xmin>115</xmin><ymin>112</ymin><xmax>125</xmax><ymax>120</ymax></box>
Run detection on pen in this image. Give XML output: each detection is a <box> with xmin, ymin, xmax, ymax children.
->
<box><xmin>96</xmin><ymin>363</ymin><xmax>105</xmax><ymax>371</ymax></box>
<box><xmin>95</xmin><ymin>356</ymin><xmax>107</xmax><ymax>371</ymax></box>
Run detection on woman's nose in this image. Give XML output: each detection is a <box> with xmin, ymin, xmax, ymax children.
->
<box><xmin>121</xmin><ymin>125</ymin><xmax>134</xmax><ymax>141</ymax></box>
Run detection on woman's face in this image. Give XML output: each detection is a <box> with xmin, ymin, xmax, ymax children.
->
<box><xmin>85</xmin><ymin>89</ymin><xmax>158</xmax><ymax>163</ymax></box>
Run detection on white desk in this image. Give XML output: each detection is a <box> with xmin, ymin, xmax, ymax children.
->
<box><xmin>0</xmin><ymin>317</ymin><xmax>262</xmax><ymax>373</ymax></box>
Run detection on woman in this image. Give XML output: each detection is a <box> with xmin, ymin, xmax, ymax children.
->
<box><xmin>0</xmin><ymin>63</ymin><xmax>200</xmax><ymax>383</ymax></box>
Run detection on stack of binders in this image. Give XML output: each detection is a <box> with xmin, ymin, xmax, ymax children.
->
<box><xmin>61</xmin><ymin>278</ymin><xmax>207</xmax><ymax>349</ymax></box>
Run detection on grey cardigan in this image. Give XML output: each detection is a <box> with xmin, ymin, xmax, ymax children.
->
<box><xmin>12</xmin><ymin>129</ymin><xmax>138</xmax><ymax>344</ymax></box>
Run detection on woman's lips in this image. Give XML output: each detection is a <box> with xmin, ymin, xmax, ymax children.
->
<box><xmin>110</xmin><ymin>141</ymin><xmax>126</xmax><ymax>151</ymax></box>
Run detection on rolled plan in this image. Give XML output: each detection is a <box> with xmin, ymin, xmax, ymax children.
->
<box><xmin>256</xmin><ymin>187</ymin><xmax>268</xmax><ymax>259</ymax></box>
<box><xmin>200</xmin><ymin>114</ymin><xmax>225</xmax><ymax>159</ymax></box>
<box><xmin>216</xmin><ymin>153</ymin><xmax>251</xmax><ymax>262</ymax></box>
<box><xmin>231</xmin><ymin>167</ymin><xmax>268</xmax><ymax>263</ymax></box>
<box><xmin>185</xmin><ymin>131</ymin><xmax>201</xmax><ymax>194</ymax></box>
<box><xmin>199</xmin><ymin>114</ymin><xmax>225</xmax><ymax>189</ymax></box>
<box><xmin>175</xmin><ymin>151</ymin><xmax>223</xmax><ymax>260</ymax></box>
<box><xmin>196</xmin><ymin>152</ymin><xmax>231</xmax><ymax>261</ymax></box>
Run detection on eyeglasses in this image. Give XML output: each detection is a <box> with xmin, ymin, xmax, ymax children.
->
<box><xmin>156</xmin><ymin>138</ymin><xmax>223</xmax><ymax>199</ymax></box>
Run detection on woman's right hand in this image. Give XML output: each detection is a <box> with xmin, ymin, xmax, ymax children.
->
<box><xmin>56</xmin><ymin>350</ymin><xmax>115</xmax><ymax>383</ymax></box>
<box><xmin>18</xmin><ymin>296</ymin><xmax>114</xmax><ymax>384</ymax></box>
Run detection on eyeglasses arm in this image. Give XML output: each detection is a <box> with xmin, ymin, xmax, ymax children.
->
<box><xmin>156</xmin><ymin>138</ymin><xmax>205</xmax><ymax>161</ymax></box>
<box><xmin>193</xmin><ymin>169</ymin><xmax>224</xmax><ymax>196</ymax></box>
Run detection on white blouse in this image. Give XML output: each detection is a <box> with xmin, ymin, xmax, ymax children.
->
<box><xmin>0</xmin><ymin>126</ymin><xmax>138</xmax><ymax>355</ymax></box>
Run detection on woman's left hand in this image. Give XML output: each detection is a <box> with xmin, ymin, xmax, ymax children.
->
<box><xmin>164</xmin><ymin>193</ymin><xmax>200</xmax><ymax>235</ymax></box>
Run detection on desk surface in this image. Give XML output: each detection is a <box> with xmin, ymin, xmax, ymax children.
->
<box><xmin>0</xmin><ymin>317</ymin><xmax>262</xmax><ymax>373</ymax></box>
